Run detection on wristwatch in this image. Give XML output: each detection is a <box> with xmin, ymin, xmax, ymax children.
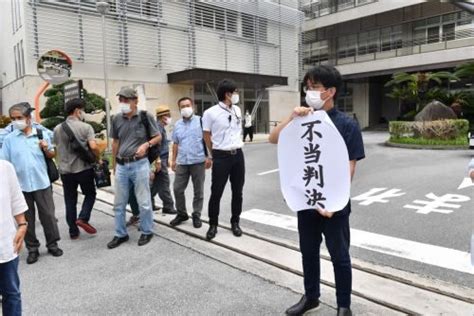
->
<box><xmin>18</xmin><ymin>222</ymin><xmax>28</xmax><ymax>227</ymax></box>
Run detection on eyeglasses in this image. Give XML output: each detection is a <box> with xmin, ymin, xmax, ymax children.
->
<box><xmin>303</xmin><ymin>85</ymin><xmax>326</xmax><ymax>93</ymax></box>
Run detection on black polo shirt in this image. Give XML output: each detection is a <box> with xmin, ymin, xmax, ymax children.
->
<box><xmin>326</xmin><ymin>106</ymin><xmax>365</xmax><ymax>216</ymax></box>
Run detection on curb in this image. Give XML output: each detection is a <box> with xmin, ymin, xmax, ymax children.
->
<box><xmin>385</xmin><ymin>141</ymin><xmax>469</xmax><ymax>150</ymax></box>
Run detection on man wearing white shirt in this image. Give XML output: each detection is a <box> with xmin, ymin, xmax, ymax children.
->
<box><xmin>0</xmin><ymin>160</ymin><xmax>28</xmax><ymax>316</ymax></box>
<box><xmin>202</xmin><ymin>79</ymin><xmax>245</xmax><ymax>240</ymax></box>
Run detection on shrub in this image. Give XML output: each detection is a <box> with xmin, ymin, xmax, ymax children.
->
<box><xmin>389</xmin><ymin>119</ymin><xmax>469</xmax><ymax>143</ymax></box>
<box><xmin>0</xmin><ymin>115</ymin><xmax>11</xmax><ymax>128</ymax></box>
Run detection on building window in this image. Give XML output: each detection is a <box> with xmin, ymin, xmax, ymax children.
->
<box><xmin>380</xmin><ymin>25</ymin><xmax>402</xmax><ymax>51</ymax></box>
<box><xmin>242</xmin><ymin>14</ymin><xmax>268</xmax><ymax>41</ymax></box>
<box><xmin>337</xmin><ymin>34</ymin><xmax>356</xmax><ymax>59</ymax></box>
<box><xmin>242</xmin><ymin>13</ymin><xmax>254</xmax><ymax>39</ymax></box>
<box><xmin>126</xmin><ymin>0</ymin><xmax>162</xmax><ymax>20</ymax></box>
<box><xmin>194</xmin><ymin>3</ymin><xmax>238</xmax><ymax>34</ymax></box>
<box><xmin>358</xmin><ymin>30</ymin><xmax>378</xmax><ymax>55</ymax></box>
<box><xmin>19</xmin><ymin>40</ymin><xmax>25</xmax><ymax>77</ymax></box>
<box><xmin>11</xmin><ymin>0</ymin><xmax>22</xmax><ymax>33</ymax></box>
<box><xmin>14</xmin><ymin>45</ymin><xmax>18</xmax><ymax>79</ymax></box>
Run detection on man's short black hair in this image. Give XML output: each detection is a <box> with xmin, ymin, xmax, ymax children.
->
<box><xmin>216</xmin><ymin>79</ymin><xmax>237</xmax><ymax>102</ymax></box>
<box><xmin>303</xmin><ymin>65</ymin><xmax>342</xmax><ymax>101</ymax></box>
<box><xmin>177</xmin><ymin>97</ymin><xmax>193</xmax><ymax>106</ymax></box>
<box><xmin>64</xmin><ymin>98</ymin><xmax>86</xmax><ymax>115</ymax></box>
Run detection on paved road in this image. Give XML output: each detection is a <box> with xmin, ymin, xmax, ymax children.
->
<box><xmin>174</xmin><ymin>132</ymin><xmax>473</xmax><ymax>288</ymax></box>
<box><xmin>17</xmin><ymin>192</ymin><xmax>309</xmax><ymax>315</ymax></box>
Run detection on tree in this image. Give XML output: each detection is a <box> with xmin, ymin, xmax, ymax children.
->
<box><xmin>454</xmin><ymin>61</ymin><xmax>474</xmax><ymax>79</ymax></box>
<box><xmin>385</xmin><ymin>71</ymin><xmax>459</xmax><ymax>114</ymax></box>
<box><xmin>40</xmin><ymin>80</ymin><xmax>106</xmax><ymax>132</ymax></box>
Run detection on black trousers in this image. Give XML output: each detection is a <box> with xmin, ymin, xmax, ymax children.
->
<box><xmin>243</xmin><ymin>127</ymin><xmax>253</xmax><ymax>142</ymax></box>
<box><xmin>297</xmin><ymin>209</ymin><xmax>352</xmax><ymax>308</ymax></box>
<box><xmin>208</xmin><ymin>149</ymin><xmax>245</xmax><ymax>226</ymax></box>
<box><xmin>60</xmin><ymin>168</ymin><xmax>97</xmax><ymax>237</ymax></box>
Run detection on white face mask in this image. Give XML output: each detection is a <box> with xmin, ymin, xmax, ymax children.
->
<box><xmin>120</xmin><ymin>102</ymin><xmax>132</xmax><ymax>114</ymax></box>
<box><xmin>13</xmin><ymin>119</ymin><xmax>28</xmax><ymax>131</ymax></box>
<box><xmin>305</xmin><ymin>90</ymin><xmax>327</xmax><ymax>110</ymax></box>
<box><xmin>231</xmin><ymin>94</ymin><xmax>239</xmax><ymax>105</ymax></box>
<box><xmin>164</xmin><ymin>117</ymin><xmax>172</xmax><ymax>125</ymax></box>
<box><xmin>180</xmin><ymin>107</ymin><xmax>193</xmax><ymax>118</ymax></box>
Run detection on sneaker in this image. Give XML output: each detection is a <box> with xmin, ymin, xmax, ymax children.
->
<box><xmin>285</xmin><ymin>295</ymin><xmax>319</xmax><ymax>315</ymax></box>
<box><xmin>70</xmin><ymin>233</ymin><xmax>80</xmax><ymax>240</ymax></box>
<box><xmin>76</xmin><ymin>219</ymin><xmax>97</xmax><ymax>234</ymax></box>
<box><xmin>126</xmin><ymin>215</ymin><xmax>140</xmax><ymax>227</ymax></box>
<box><xmin>170</xmin><ymin>214</ymin><xmax>189</xmax><ymax>226</ymax></box>
<box><xmin>152</xmin><ymin>204</ymin><xmax>161</xmax><ymax>211</ymax></box>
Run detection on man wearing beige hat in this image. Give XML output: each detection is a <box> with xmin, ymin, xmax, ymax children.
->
<box><xmin>150</xmin><ymin>105</ymin><xmax>176</xmax><ymax>214</ymax></box>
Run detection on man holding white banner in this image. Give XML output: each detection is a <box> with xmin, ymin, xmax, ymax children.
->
<box><xmin>269</xmin><ymin>65</ymin><xmax>365</xmax><ymax>316</ymax></box>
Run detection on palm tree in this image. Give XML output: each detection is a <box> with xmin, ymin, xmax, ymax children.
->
<box><xmin>454</xmin><ymin>61</ymin><xmax>474</xmax><ymax>79</ymax></box>
<box><xmin>385</xmin><ymin>71</ymin><xmax>459</xmax><ymax>112</ymax></box>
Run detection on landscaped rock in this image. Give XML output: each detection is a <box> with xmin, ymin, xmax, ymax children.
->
<box><xmin>414</xmin><ymin>100</ymin><xmax>457</xmax><ymax>121</ymax></box>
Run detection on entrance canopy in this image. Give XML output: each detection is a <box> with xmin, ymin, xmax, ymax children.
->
<box><xmin>167</xmin><ymin>68</ymin><xmax>288</xmax><ymax>88</ymax></box>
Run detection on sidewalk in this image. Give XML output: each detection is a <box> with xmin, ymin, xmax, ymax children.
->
<box><xmin>16</xmin><ymin>189</ymin><xmax>333</xmax><ymax>315</ymax></box>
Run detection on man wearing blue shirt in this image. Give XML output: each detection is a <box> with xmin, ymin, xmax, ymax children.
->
<box><xmin>269</xmin><ymin>65</ymin><xmax>365</xmax><ymax>316</ymax></box>
<box><xmin>170</xmin><ymin>97</ymin><xmax>212</xmax><ymax>228</ymax></box>
<box><xmin>2</xmin><ymin>102</ymin><xmax>62</xmax><ymax>265</ymax></box>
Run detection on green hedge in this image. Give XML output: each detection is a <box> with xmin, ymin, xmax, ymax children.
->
<box><xmin>389</xmin><ymin>119</ymin><xmax>469</xmax><ymax>146</ymax></box>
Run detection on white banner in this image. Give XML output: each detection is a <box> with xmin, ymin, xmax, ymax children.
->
<box><xmin>278</xmin><ymin>110</ymin><xmax>350</xmax><ymax>212</ymax></box>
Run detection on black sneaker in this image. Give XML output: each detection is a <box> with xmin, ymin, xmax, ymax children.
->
<box><xmin>138</xmin><ymin>234</ymin><xmax>153</xmax><ymax>246</ymax></box>
<box><xmin>192</xmin><ymin>216</ymin><xmax>202</xmax><ymax>228</ymax></box>
<box><xmin>107</xmin><ymin>235</ymin><xmax>129</xmax><ymax>249</ymax></box>
<box><xmin>170</xmin><ymin>214</ymin><xmax>189</xmax><ymax>226</ymax></box>
<box><xmin>48</xmin><ymin>248</ymin><xmax>64</xmax><ymax>257</ymax></box>
<box><xmin>285</xmin><ymin>295</ymin><xmax>319</xmax><ymax>315</ymax></box>
<box><xmin>337</xmin><ymin>307</ymin><xmax>352</xmax><ymax>316</ymax></box>
<box><xmin>26</xmin><ymin>251</ymin><xmax>40</xmax><ymax>264</ymax></box>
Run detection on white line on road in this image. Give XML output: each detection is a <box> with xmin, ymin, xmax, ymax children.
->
<box><xmin>240</xmin><ymin>209</ymin><xmax>474</xmax><ymax>275</ymax></box>
<box><xmin>458</xmin><ymin>177</ymin><xmax>474</xmax><ymax>190</ymax></box>
<box><xmin>257</xmin><ymin>169</ymin><xmax>279</xmax><ymax>176</ymax></box>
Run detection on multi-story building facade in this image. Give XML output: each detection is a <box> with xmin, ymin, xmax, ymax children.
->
<box><xmin>0</xmin><ymin>0</ymin><xmax>303</xmax><ymax>133</ymax></box>
<box><xmin>302</xmin><ymin>0</ymin><xmax>474</xmax><ymax>129</ymax></box>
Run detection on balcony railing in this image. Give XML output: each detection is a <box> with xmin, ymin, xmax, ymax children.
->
<box><xmin>303</xmin><ymin>28</ymin><xmax>474</xmax><ymax>69</ymax></box>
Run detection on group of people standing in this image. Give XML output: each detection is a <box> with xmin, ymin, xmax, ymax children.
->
<box><xmin>108</xmin><ymin>79</ymin><xmax>247</xmax><ymax>248</ymax></box>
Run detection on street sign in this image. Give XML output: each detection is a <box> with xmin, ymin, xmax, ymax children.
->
<box><xmin>37</xmin><ymin>50</ymin><xmax>72</xmax><ymax>85</ymax></box>
<box><xmin>63</xmin><ymin>80</ymin><xmax>84</xmax><ymax>104</ymax></box>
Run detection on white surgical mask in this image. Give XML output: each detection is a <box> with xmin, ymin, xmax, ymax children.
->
<box><xmin>13</xmin><ymin>119</ymin><xmax>28</xmax><ymax>130</ymax></box>
<box><xmin>119</xmin><ymin>102</ymin><xmax>132</xmax><ymax>114</ymax></box>
<box><xmin>305</xmin><ymin>90</ymin><xmax>327</xmax><ymax>110</ymax></box>
<box><xmin>181</xmin><ymin>107</ymin><xmax>193</xmax><ymax>118</ymax></box>
<box><xmin>231</xmin><ymin>94</ymin><xmax>239</xmax><ymax>105</ymax></box>
<box><xmin>164</xmin><ymin>117</ymin><xmax>172</xmax><ymax>125</ymax></box>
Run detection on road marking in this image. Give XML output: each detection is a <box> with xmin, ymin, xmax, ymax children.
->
<box><xmin>404</xmin><ymin>193</ymin><xmax>470</xmax><ymax>214</ymax></box>
<box><xmin>458</xmin><ymin>177</ymin><xmax>474</xmax><ymax>190</ymax></box>
<box><xmin>241</xmin><ymin>208</ymin><xmax>474</xmax><ymax>275</ymax></box>
<box><xmin>257</xmin><ymin>168</ymin><xmax>279</xmax><ymax>176</ymax></box>
<box><xmin>352</xmin><ymin>188</ymin><xmax>406</xmax><ymax>206</ymax></box>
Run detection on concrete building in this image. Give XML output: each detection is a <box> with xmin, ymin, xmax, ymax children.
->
<box><xmin>0</xmin><ymin>0</ymin><xmax>303</xmax><ymax>133</ymax></box>
<box><xmin>301</xmin><ymin>0</ymin><xmax>474</xmax><ymax>129</ymax></box>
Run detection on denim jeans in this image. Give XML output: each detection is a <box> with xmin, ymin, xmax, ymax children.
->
<box><xmin>0</xmin><ymin>257</ymin><xmax>21</xmax><ymax>316</ymax></box>
<box><xmin>114</xmin><ymin>158</ymin><xmax>153</xmax><ymax>236</ymax></box>
<box><xmin>61</xmin><ymin>168</ymin><xmax>97</xmax><ymax>237</ymax></box>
